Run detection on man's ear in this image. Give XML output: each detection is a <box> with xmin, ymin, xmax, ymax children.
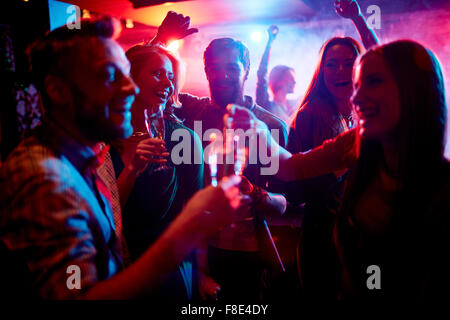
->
<box><xmin>44</xmin><ymin>74</ymin><xmax>73</xmax><ymax>106</ymax></box>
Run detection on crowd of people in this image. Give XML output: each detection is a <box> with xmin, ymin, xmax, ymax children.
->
<box><xmin>0</xmin><ymin>0</ymin><xmax>449</xmax><ymax>303</ymax></box>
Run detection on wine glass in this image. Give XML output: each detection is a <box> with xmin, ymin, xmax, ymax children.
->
<box><xmin>206</xmin><ymin>132</ymin><xmax>220</xmax><ymax>187</ymax></box>
<box><xmin>144</xmin><ymin>107</ymin><xmax>169</xmax><ymax>171</ymax></box>
<box><xmin>205</xmin><ymin>131</ymin><xmax>251</xmax><ymax>228</ymax></box>
<box><xmin>223</xmin><ymin>105</ymin><xmax>254</xmax><ymax>177</ymax></box>
<box><xmin>232</xmin><ymin>134</ymin><xmax>248</xmax><ymax>176</ymax></box>
<box><xmin>205</xmin><ymin>130</ymin><xmax>248</xmax><ymax>186</ymax></box>
<box><xmin>223</xmin><ymin>104</ymin><xmax>258</xmax><ymax>227</ymax></box>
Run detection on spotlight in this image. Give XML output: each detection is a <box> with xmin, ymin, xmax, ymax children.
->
<box><xmin>82</xmin><ymin>9</ymin><xmax>91</xmax><ymax>19</ymax></box>
<box><xmin>125</xmin><ymin>18</ymin><xmax>134</xmax><ymax>28</ymax></box>
<box><xmin>167</xmin><ymin>40</ymin><xmax>180</xmax><ymax>52</ymax></box>
<box><xmin>251</xmin><ymin>31</ymin><xmax>262</xmax><ymax>42</ymax></box>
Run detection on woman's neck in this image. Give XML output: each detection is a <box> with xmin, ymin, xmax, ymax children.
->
<box><xmin>335</xmin><ymin>97</ymin><xmax>351</xmax><ymax>118</ymax></box>
<box><xmin>381</xmin><ymin>139</ymin><xmax>401</xmax><ymax>179</ymax></box>
<box><xmin>273</xmin><ymin>91</ymin><xmax>288</xmax><ymax>106</ymax></box>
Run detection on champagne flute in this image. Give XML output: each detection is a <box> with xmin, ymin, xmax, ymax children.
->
<box><xmin>205</xmin><ymin>131</ymin><xmax>251</xmax><ymax>228</ymax></box>
<box><xmin>144</xmin><ymin>107</ymin><xmax>169</xmax><ymax>171</ymax></box>
<box><xmin>224</xmin><ymin>104</ymin><xmax>256</xmax><ymax>227</ymax></box>
<box><xmin>223</xmin><ymin>105</ymin><xmax>284</xmax><ymax>269</ymax></box>
<box><xmin>206</xmin><ymin>132</ymin><xmax>220</xmax><ymax>187</ymax></box>
<box><xmin>223</xmin><ymin>104</ymin><xmax>254</xmax><ymax>177</ymax></box>
<box><xmin>232</xmin><ymin>134</ymin><xmax>248</xmax><ymax>176</ymax></box>
<box><xmin>206</xmin><ymin>129</ymin><xmax>247</xmax><ymax>186</ymax></box>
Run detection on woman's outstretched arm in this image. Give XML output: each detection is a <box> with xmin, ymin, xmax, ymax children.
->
<box><xmin>226</xmin><ymin>104</ymin><xmax>358</xmax><ymax>182</ymax></box>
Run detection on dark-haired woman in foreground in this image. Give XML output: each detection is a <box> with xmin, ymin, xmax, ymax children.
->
<box><xmin>233</xmin><ymin>39</ymin><xmax>450</xmax><ymax>299</ymax></box>
<box><xmin>286</xmin><ymin>0</ymin><xmax>379</xmax><ymax>299</ymax></box>
<box><xmin>335</xmin><ymin>39</ymin><xmax>449</xmax><ymax>299</ymax></box>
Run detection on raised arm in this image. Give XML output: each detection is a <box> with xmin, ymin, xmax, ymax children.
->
<box><xmin>151</xmin><ymin>11</ymin><xmax>199</xmax><ymax>47</ymax></box>
<box><xmin>334</xmin><ymin>0</ymin><xmax>380</xmax><ymax>49</ymax></box>
<box><xmin>256</xmin><ymin>25</ymin><xmax>279</xmax><ymax>109</ymax></box>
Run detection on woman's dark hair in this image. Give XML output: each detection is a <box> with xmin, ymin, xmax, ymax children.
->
<box><xmin>336</xmin><ymin>40</ymin><xmax>447</xmax><ymax>294</ymax></box>
<box><xmin>293</xmin><ymin>37</ymin><xmax>363</xmax><ymax>116</ymax></box>
<box><xmin>126</xmin><ymin>43</ymin><xmax>183</xmax><ymax>124</ymax></box>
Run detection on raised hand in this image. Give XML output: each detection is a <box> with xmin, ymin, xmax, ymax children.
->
<box><xmin>334</xmin><ymin>0</ymin><xmax>361</xmax><ymax>20</ymax></box>
<box><xmin>153</xmin><ymin>11</ymin><xmax>199</xmax><ymax>46</ymax></box>
<box><xmin>267</xmin><ymin>25</ymin><xmax>279</xmax><ymax>43</ymax></box>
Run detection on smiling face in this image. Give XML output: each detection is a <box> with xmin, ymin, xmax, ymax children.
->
<box><xmin>133</xmin><ymin>53</ymin><xmax>175</xmax><ymax>114</ymax></box>
<box><xmin>69</xmin><ymin>38</ymin><xmax>139</xmax><ymax>141</ymax></box>
<box><xmin>205</xmin><ymin>47</ymin><xmax>248</xmax><ymax>109</ymax></box>
<box><xmin>351</xmin><ymin>52</ymin><xmax>402</xmax><ymax>142</ymax></box>
<box><xmin>323</xmin><ymin>43</ymin><xmax>356</xmax><ymax>100</ymax></box>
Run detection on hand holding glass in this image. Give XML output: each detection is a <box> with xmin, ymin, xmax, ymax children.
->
<box><xmin>144</xmin><ymin>107</ymin><xmax>169</xmax><ymax>171</ymax></box>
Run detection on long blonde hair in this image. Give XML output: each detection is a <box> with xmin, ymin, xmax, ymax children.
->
<box><xmin>126</xmin><ymin>43</ymin><xmax>183</xmax><ymax>123</ymax></box>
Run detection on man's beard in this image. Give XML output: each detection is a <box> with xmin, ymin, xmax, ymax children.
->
<box><xmin>209</xmin><ymin>81</ymin><xmax>243</xmax><ymax>109</ymax></box>
<box><xmin>71</xmin><ymin>85</ymin><xmax>130</xmax><ymax>144</ymax></box>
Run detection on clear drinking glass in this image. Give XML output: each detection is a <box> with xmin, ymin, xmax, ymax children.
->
<box><xmin>223</xmin><ymin>104</ymin><xmax>254</xmax><ymax>177</ymax></box>
<box><xmin>205</xmin><ymin>104</ymin><xmax>257</xmax><ymax>226</ymax></box>
<box><xmin>206</xmin><ymin>132</ymin><xmax>220</xmax><ymax>187</ymax></box>
<box><xmin>205</xmin><ymin>127</ymin><xmax>249</xmax><ymax>185</ymax></box>
<box><xmin>144</xmin><ymin>107</ymin><xmax>169</xmax><ymax>171</ymax></box>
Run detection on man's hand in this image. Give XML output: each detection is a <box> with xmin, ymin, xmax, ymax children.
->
<box><xmin>225</xmin><ymin>104</ymin><xmax>270</xmax><ymax>135</ymax></box>
<box><xmin>334</xmin><ymin>0</ymin><xmax>362</xmax><ymax>20</ymax></box>
<box><xmin>238</xmin><ymin>175</ymin><xmax>254</xmax><ymax>195</ymax></box>
<box><xmin>198</xmin><ymin>272</ymin><xmax>221</xmax><ymax>301</ymax></box>
<box><xmin>179</xmin><ymin>176</ymin><xmax>242</xmax><ymax>237</ymax></box>
<box><xmin>153</xmin><ymin>11</ymin><xmax>199</xmax><ymax>46</ymax></box>
<box><xmin>267</xmin><ymin>25</ymin><xmax>279</xmax><ymax>43</ymax></box>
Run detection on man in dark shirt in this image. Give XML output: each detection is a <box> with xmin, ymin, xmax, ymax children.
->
<box><xmin>152</xmin><ymin>12</ymin><xmax>288</xmax><ymax>301</ymax></box>
<box><xmin>180</xmin><ymin>37</ymin><xmax>288</xmax><ymax>302</ymax></box>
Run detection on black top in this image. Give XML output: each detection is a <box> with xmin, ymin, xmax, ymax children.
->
<box><xmin>286</xmin><ymin>99</ymin><xmax>349</xmax><ymax>299</ymax></box>
<box><xmin>110</xmin><ymin>118</ymin><xmax>204</xmax><ymax>260</ymax></box>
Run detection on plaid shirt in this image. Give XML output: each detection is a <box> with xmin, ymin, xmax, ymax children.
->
<box><xmin>0</xmin><ymin>119</ymin><xmax>123</xmax><ymax>299</ymax></box>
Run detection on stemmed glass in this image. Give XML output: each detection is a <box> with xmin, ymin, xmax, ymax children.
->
<box><xmin>205</xmin><ymin>124</ymin><xmax>250</xmax><ymax>185</ymax></box>
<box><xmin>205</xmin><ymin>104</ymin><xmax>255</xmax><ymax>226</ymax></box>
<box><xmin>223</xmin><ymin>105</ymin><xmax>254</xmax><ymax>178</ymax></box>
<box><xmin>207</xmin><ymin>132</ymin><xmax>221</xmax><ymax>187</ymax></box>
<box><xmin>144</xmin><ymin>107</ymin><xmax>169</xmax><ymax>172</ymax></box>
